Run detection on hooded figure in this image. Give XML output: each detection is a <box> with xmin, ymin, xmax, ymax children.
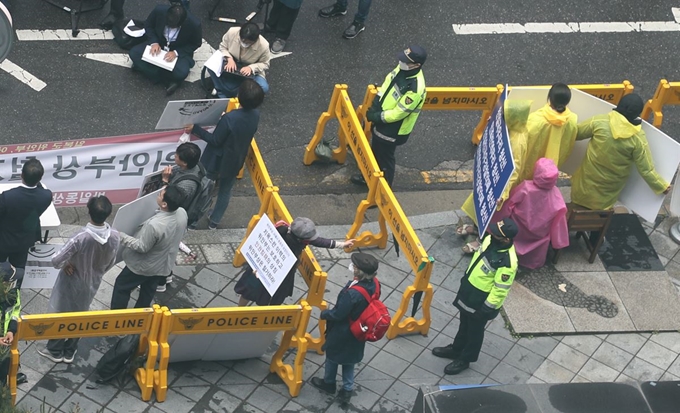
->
<box><xmin>570</xmin><ymin>94</ymin><xmax>669</xmax><ymax>210</ymax></box>
<box><xmin>522</xmin><ymin>83</ymin><xmax>578</xmax><ymax>181</ymax></box>
<box><xmin>497</xmin><ymin>158</ymin><xmax>569</xmax><ymax>269</ymax></box>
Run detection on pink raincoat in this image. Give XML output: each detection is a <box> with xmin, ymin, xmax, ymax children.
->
<box><xmin>495</xmin><ymin>158</ymin><xmax>569</xmax><ymax>269</ymax></box>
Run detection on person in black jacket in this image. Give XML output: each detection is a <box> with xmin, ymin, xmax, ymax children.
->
<box><xmin>310</xmin><ymin>253</ymin><xmax>379</xmax><ymax>405</ymax></box>
<box><xmin>184</xmin><ymin>79</ymin><xmax>264</xmax><ymax>229</ymax></box>
<box><xmin>0</xmin><ymin>159</ymin><xmax>52</xmax><ymax>270</ymax></box>
<box><xmin>128</xmin><ymin>3</ymin><xmax>202</xmax><ymax>95</ymax></box>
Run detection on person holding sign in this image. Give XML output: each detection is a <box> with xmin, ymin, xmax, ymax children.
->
<box><xmin>235</xmin><ymin>217</ymin><xmax>354</xmax><ymax>306</ymax></box>
<box><xmin>37</xmin><ymin>196</ymin><xmax>120</xmax><ymax>364</ymax></box>
<box><xmin>571</xmin><ymin>93</ymin><xmax>670</xmax><ymax>212</ymax></box>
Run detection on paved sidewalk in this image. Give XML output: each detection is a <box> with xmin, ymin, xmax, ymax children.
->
<box><xmin>13</xmin><ymin>211</ymin><xmax>680</xmax><ymax>413</ymax></box>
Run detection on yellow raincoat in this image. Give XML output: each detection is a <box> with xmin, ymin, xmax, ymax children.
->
<box><xmin>570</xmin><ymin>111</ymin><xmax>669</xmax><ymax>210</ymax></box>
<box><xmin>521</xmin><ymin>104</ymin><xmax>578</xmax><ymax>181</ymax></box>
<box><xmin>462</xmin><ymin>100</ymin><xmax>532</xmax><ymax>224</ymax></box>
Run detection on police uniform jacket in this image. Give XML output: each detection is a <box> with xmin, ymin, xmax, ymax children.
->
<box><xmin>454</xmin><ymin>235</ymin><xmax>518</xmax><ymax>320</ymax></box>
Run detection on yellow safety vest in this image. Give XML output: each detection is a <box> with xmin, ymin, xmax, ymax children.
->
<box><xmin>374</xmin><ymin>66</ymin><xmax>426</xmax><ymax>140</ymax></box>
<box><xmin>466</xmin><ymin>236</ymin><xmax>518</xmax><ymax>309</ymax></box>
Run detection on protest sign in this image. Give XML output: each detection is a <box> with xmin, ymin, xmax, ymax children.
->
<box><xmin>112</xmin><ymin>189</ymin><xmax>163</xmax><ymax>263</ymax></box>
<box><xmin>155</xmin><ymin>99</ymin><xmax>230</xmax><ymax>130</ymax></box>
<box><xmin>473</xmin><ymin>87</ymin><xmax>515</xmax><ymax>236</ymax></box>
<box><xmin>23</xmin><ymin>244</ymin><xmax>63</xmax><ymax>289</ymax></box>
<box><xmin>240</xmin><ymin>214</ymin><xmax>297</xmax><ymax>297</ymax></box>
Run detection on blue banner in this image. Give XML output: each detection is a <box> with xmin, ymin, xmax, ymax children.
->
<box><xmin>473</xmin><ymin>87</ymin><xmax>515</xmax><ymax>236</ymax></box>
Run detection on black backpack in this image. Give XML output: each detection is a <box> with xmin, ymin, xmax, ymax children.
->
<box><xmin>112</xmin><ymin>18</ymin><xmax>147</xmax><ymax>50</ymax></box>
<box><xmin>95</xmin><ymin>335</ymin><xmax>141</xmax><ymax>384</ymax></box>
<box><xmin>174</xmin><ymin>163</ymin><xmax>215</xmax><ymax>225</ymax></box>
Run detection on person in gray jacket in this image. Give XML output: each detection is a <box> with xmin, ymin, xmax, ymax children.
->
<box><xmin>38</xmin><ymin>196</ymin><xmax>120</xmax><ymax>364</ymax></box>
<box><xmin>110</xmin><ymin>185</ymin><xmax>187</xmax><ymax>309</ymax></box>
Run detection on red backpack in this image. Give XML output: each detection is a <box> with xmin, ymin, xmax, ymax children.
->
<box><xmin>349</xmin><ymin>279</ymin><xmax>391</xmax><ymax>342</ymax></box>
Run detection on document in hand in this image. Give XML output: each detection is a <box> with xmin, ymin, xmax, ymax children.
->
<box><xmin>142</xmin><ymin>45</ymin><xmax>177</xmax><ymax>72</ymax></box>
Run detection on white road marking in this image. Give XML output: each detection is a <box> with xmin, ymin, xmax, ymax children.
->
<box><xmin>0</xmin><ymin>59</ymin><xmax>47</xmax><ymax>91</ymax></box>
<box><xmin>16</xmin><ymin>29</ymin><xmax>114</xmax><ymax>41</ymax></box>
<box><xmin>453</xmin><ymin>7</ymin><xmax>680</xmax><ymax>34</ymax></box>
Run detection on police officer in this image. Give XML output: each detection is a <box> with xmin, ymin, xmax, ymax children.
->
<box><xmin>431</xmin><ymin>218</ymin><xmax>519</xmax><ymax>375</ymax></box>
<box><xmin>351</xmin><ymin>45</ymin><xmax>427</xmax><ymax>188</ymax></box>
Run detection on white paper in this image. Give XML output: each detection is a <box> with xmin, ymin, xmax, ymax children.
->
<box><xmin>204</xmin><ymin>50</ymin><xmax>224</xmax><ymax>77</ymax></box>
<box><xmin>178</xmin><ymin>132</ymin><xmax>190</xmax><ymax>143</ymax></box>
<box><xmin>123</xmin><ymin>20</ymin><xmax>145</xmax><ymax>38</ymax></box>
<box><xmin>142</xmin><ymin>45</ymin><xmax>177</xmax><ymax>72</ymax></box>
<box><xmin>241</xmin><ymin>214</ymin><xmax>297</xmax><ymax>297</ymax></box>
<box><xmin>23</xmin><ymin>244</ymin><xmax>63</xmax><ymax>289</ymax></box>
<box><xmin>509</xmin><ymin>87</ymin><xmax>680</xmax><ymax>222</ymax></box>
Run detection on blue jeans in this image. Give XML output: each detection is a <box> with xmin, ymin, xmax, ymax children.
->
<box><xmin>209</xmin><ymin>175</ymin><xmax>237</xmax><ymax>226</ymax></box>
<box><xmin>336</xmin><ymin>0</ymin><xmax>372</xmax><ymax>23</ymax></box>
<box><xmin>324</xmin><ymin>358</ymin><xmax>355</xmax><ymax>392</ymax></box>
<box><xmin>208</xmin><ymin>69</ymin><xmax>269</xmax><ymax>99</ymax></box>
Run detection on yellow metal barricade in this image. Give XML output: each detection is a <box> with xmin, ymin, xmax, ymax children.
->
<box><xmin>567</xmin><ymin>80</ymin><xmax>634</xmax><ymax>104</ymax></box>
<box><xmin>154</xmin><ymin>303</ymin><xmax>312</xmax><ymax>400</ymax></box>
<box><xmin>641</xmin><ymin>79</ymin><xmax>680</xmax><ymax>127</ymax></box>
<box><xmin>14</xmin><ymin>307</ymin><xmax>162</xmax><ymax>404</ymax></box>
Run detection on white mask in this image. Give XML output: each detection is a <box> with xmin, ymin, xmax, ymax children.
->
<box><xmin>348</xmin><ymin>262</ymin><xmax>355</xmax><ymax>273</ymax></box>
<box><xmin>240</xmin><ymin>40</ymin><xmax>252</xmax><ymax>48</ymax></box>
<box><xmin>399</xmin><ymin>61</ymin><xmax>411</xmax><ymax>70</ymax></box>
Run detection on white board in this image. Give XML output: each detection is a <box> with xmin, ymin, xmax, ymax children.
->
<box><xmin>671</xmin><ymin>167</ymin><xmax>680</xmax><ymax>217</ymax></box>
<box><xmin>167</xmin><ymin>331</ymin><xmax>277</xmax><ymax>362</ymax></box>
<box><xmin>509</xmin><ymin>87</ymin><xmax>680</xmax><ymax>222</ymax></box>
<box><xmin>111</xmin><ymin>189</ymin><xmax>163</xmax><ymax>263</ymax></box>
<box><xmin>155</xmin><ymin>99</ymin><xmax>230</xmax><ymax>130</ymax></box>
<box><xmin>23</xmin><ymin>244</ymin><xmax>63</xmax><ymax>289</ymax></box>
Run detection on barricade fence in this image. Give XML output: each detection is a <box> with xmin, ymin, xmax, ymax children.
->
<box><xmin>642</xmin><ymin>79</ymin><xmax>680</xmax><ymax>127</ymax></box>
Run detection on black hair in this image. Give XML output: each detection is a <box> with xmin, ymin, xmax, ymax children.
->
<box><xmin>176</xmin><ymin>142</ymin><xmax>201</xmax><ymax>169</ymax></box>
<box><xmin>548</xmin><ymin>83</ymin><xmax>571</xmax><ymax>113</ymax></box>
<box><xmin>239</xmin><ymin>22</ymin><xmax>260</xmax><ymax>42</ymax></box>
<box><xmin>87</xmin><ymin>196</ymin><xmax>113</xmax><ymax>225</ymax></box>
<box><xmin>22</xmin><ymin>158</ymin><xmax>44</xmax><ymax>187</ymax></box>
<box><xmin>166</xmin><ymin>4</ymin><xmax>187</xmax><ymax>28</ymax></box>
<box><xmin>238</xmin><ymin>79</ymin><xmax>265</xmax><ymax>110</ymax></box>
<box><xmin>163</xmin><ymin>185</ymin><xmax>185</xmax><ymax>212</ymax></box>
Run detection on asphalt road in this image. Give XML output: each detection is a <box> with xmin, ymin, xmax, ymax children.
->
<box><xmin>2</xmin><ymin>0</ymin><xmax>680</xmax><ymax>196</ymax></box>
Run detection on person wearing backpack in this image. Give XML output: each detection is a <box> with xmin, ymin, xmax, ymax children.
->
<box><xmin>310</xmin><ymin>253</ymin><xmax>379</xmax><ymax>405</ymax></box>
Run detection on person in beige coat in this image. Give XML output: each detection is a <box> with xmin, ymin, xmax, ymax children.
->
<box><xmin>207</xmin><ymin>22</ymin><xmax>270</xmax><ymax>98</ymax></box>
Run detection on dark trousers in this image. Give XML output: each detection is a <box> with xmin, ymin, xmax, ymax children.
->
<box><xmin>129</xmin><ymin>43</ymin><xmax>194</xmax><ymax>84</ymax></box>
<box><xmin>267</xmin><ymin>0</ymin><xmax>301</xmax><ymax>40</ymax></box>
<box><xmin>371</xmin><ymin>136</ymin><xmax>397</xmax><ymax>187</ymax></box>
<box><xmin>0</xmin><ymin>251</ymin><xmax>28</xmax><ymax>269</ymax></box>
<box><xmin>110</xmin><ymin>266</ymin><xmax>164</xmax><ymax>310</ymax></box>
<box><xmin>47</xmin><ymin>338</ymin><xmax>79</xmax><ymax>355</ymax></box>
<box><xmin>450</xmin><ymin>310</ymin><xmax>487</xmax><ymax>363</ymax></box>
<box><xmin>0</xmin><ymin>357</ymin><xmax>7</xmax><ymax>387</ymax></box>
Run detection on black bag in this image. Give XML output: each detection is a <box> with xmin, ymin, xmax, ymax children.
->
<box><xmin>95</xmin><ymin>335</ymin><xmax>141</xmax><ymax>384</ymax></box>
<box><xmin>112</xmin><ymin>18</ymin><xmax>146</xmax><ymax>50</ymax></box>
<box><xmin>174</xmin><ymin>163</ymin><xmax>215</xmax><ymax>226</ymax></box>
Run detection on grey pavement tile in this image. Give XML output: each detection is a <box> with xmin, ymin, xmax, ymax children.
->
<box><xmin>560</xmin><ymin>335</ymin><xmax>603</xmax><ymax>356</ymax></box>
<box><xmin>547</xmin><ymin>343</ymin><xmax>589</xmax><ymax>373</ymax></box>
<box><xmin>402</xmin><ymin>330</ymin><xmax>439</xmax><ymax>348</ymax></box>
<box><xmin>398</xmin><ymin>364</ymin><xmax>441</xmax><ymax>388</ymax></box>
<box><xmin>172</xmin><ymin>265</ymin><xmax>198</xmax><ymax>281</ymax></box>
<box><xmin>502</xmin><ymin>344</ymin><xmax>546</xmax><ymax>374</ymax></box>
<box><xmin>480</xmin><ymin>331</ymin><xmax>514</xmax><ymax>361</ymax></box>
<box><xmin>469</xmin><ymin>352</ymin><xmax>501</xmax><ymax>376</ymax></box>
<box><xmin>660</xmin><ymin>371</ymin><xmax>680</xmax><ymax>381</ymax></box>
<box><xmin>192</xmin><ymin>267</ymin><xmax>229</xmax><ymax>294</ymax></box>
<box><xmin>185</xmin><ymin>360</ymin><xmax>230</xmax><ymax>384</ymax></box>
<box><xmin>176</xmin><ymin>244</ymin><xmax>207</xmax><ymax>266</ymax></box>
<box><xmin>667</xmin><ymin>260</ymin><xmax>680</xmax><ymax>284</ymax></box>
<box><xmin>503</xmin><ymin>283</ymin><xmax>575</xmax><ymax>335</ymax></box>
<box><xmin>25</xmin><ymin>374</ymin><xmax>75</xmax><ymax>409</ymax></box>
<box><xmin>485</xmin><ymin>318</ymin><xmax>517</xmax><ymax>343</ymax></box>
<box><xmin>235</xmin><ymin>402</ymin><xmax>266</xmax><ymax>413</ymax></box>
<box><xmin>76</xmin><ymin>380</ymin><xmax>119</xmax><ymax>406</ymax></box>
<box><xmin>412</xmin><ymin>349</ymin><xmax>448</xmax><ymax>377</ymax></box>
<box><xmin>526</xmin><ymin>375</ymin><xmax>546</xmax><ymax>384</ymax></box>
<box><xmin>245</xmin><ymin>384</ymin><xmax>288</xmax><ymax>412</ymax></box>
<box><xmin>60</xmin><ymin>392</ymin><xmax>105</xmax><ymax>413</ymax></box>
<box><xmin>606</xmin><ymin>333</ymin><xmax>649</xmax><ymax>354</ymax></box>
<box><xmin>207</xmin><ymin>293</ymin><xmax>238</xmax><ymax>308</ymax></box>
<box><xmin>280</xmin><ymin>400</ymin><xmax>315</xmax><ymax>413</ymax></box>
<box><xmin>383</xmin><ymin>380</ymin><xmax>418</xmax><ymax>411</ymax></box>
<box><xmin>570</xmin><ymin>374</ymin><xmax>591</xmax><ymax>383</ymax></box>
<box><xmin>636</xmin><ymin>340</ymin><xmax>678</xmax><ymax>370</ymax></box>
<box><xmin>488</xmin><ymin>361</ymin><xmax>531</xmax><ymax>384</ymax></box>
<box><xmin>666</xmin><ymin>354</ymin><xmax>680</xmax><ymax>377</ymax></box>
<box><xmin>170</xmin><ymin>385</ymin><xmax>211</xmax><ymax>403</ymax></box>
<box><xmin>16</xmin><ymin>394</ymin><xmax>56</xmax><ymax>413</ymax></box>
<box><xmin>290</xmin><ymin>382</ymin><xmax>335</xmax><ymax>412</ymax></box>
<box><xmin>23</xmin><ymin>293</ymin><xmax>50</xmax><ymax>315</ymax></box>
<box><xmin>649</xmin><ymin>332</ymin><xmax>680</xmax><ymax>353</ymax></box>
<box><xmin>516</xmin><ymin>336</ymin><xmax>560</xmax><ymax>358</ymax></box>
<box><xmin>439</xmin><ymin>315</ymin><xmax>460</xmax><ymax>340</ymax></box>
<box><xmin>426</xmin><ymin>262</ymin><xmax>453</xmax><ymax>286</ymax></box>
<box><xmin>355</xmin><ymin>365</ymin><xmax>397</xmax><ymax>396</ymax></box>
<box><xmin>609</xmin><ymin>271</ymin><xmax>680</xmax><ymax>331</ymax></box>
<box><xmin>206</xmin><ymin>263</ymin><xmax>244</xmax><ymax>282</ymax></box>
<box><xmin>552</xmin><ymin>238</ymin><xmax>606</xmax><ymax>272</ymax></box>
<box><xmin>170</xmin><ymin>372</ymin><xmax>210</xmax><ymax>387</ymax></box>
<box><xmin>224</xmin><ymin>383</ymin><xmax>258</xmax><ymax>401</ymax></box>
<box><xmin>437</xmin><ymin>370</ymin><xmax>486</xmax><ymax>386</ymax></box>
<box><xmin>430</xmin><ymin>286</ymin><xmax>457</xmax><ymax>313</ymax></box>
<box><xmin>367</xmin><ymin>351</ymin><xmax>409</xmax><ymax>378</ymax></box>
<box><xmin>325</xmin><ymin>385</ymin><xmax>382</xmax><ymax>413</ymax></box>
<box><xmin>382</xmin><ymin>337</ymin><xmax>425</xmax><ymax>363</ymax></box>
<box><xmin>153</xmin><ymin>389</ymin><xmax>197</xmax><ymax>413</ymax></box>
<box><xmin>578</xmin><ymin>358</ymin><xmax>619</xmax><ymax>382</ymax></box>
<box><xmin>622</xmin><ymin>357</ymin><xmax>664</xmax><ymax>382</ymax></box>
<box><xmin>232</xmin><ymin>358</ymin><xmax>273</xmax><ymax>383</ymax></box>
<box><xmin>532</xmin><ymin>359</ymin><xmax>575</xmax><ymax>383</ymax></box>
<box><xmin>591</xmin><ymin>342</ymin><xmax>635</xmax><ymax>372</ymax></box>
<box><xmin>615</xmin><ymin>373</ymin><xmax>637</xmax><ymax>383</ymax></box>
<box><xmin>167</xmin><ymin>282</ymin><xmax>215</xmax><ymax>309</ymax></box>
<box><xmin>648</xmin><ymin>230</ymin><xmax>680</xmax><ymax>260</ymax></box>
<box><xmin>198</xmin><ymin>243</ymin><xmax>234</xmax><ymax>264</ymax></box>
<box><xmin>425</xmin><ymin>305</ymin><xmax>454</xmax><ymax>333</ymax></box>
<box><xmin>382</xmin><ymin>290</ymin><xmax>406</xmax><ymax>313</ymax></box>
<box><xmin>202</xmin><ymin>389</ymin><xmax>243</xmax><ymax>412</ymax></box>
<box><xmin>439</xmin><ymin>269</ymin><xmax>464</xmax><ymax>294</ymax></box>
<box><xmin>378</xmin><ymin>247</ymin><xmax>415</xmax><ymax>276</ymax></box>
<box><xmin>105</xmin><ymin>390</ymin><xmax>150</xmax><ymax>413</ymax></box>
<box><xmin>370</xmin><ymin>398</ymin><xmax>411</xmax><ymax>413</ymax></box>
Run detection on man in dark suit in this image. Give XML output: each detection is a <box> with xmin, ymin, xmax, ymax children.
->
<box><xmin>0</xmin><ymin>159</ymin><xmax>53</xmax><ymax>270</ymax></box>
<box><xmin>128</xmin><ymin>3</ymin><xmax>202</xmax><ymax>95</ymax></box>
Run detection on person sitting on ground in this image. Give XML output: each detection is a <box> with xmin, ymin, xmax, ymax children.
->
<box><xmin>128</xmin><ymin>3</ymin><xmax>202</xmax><ymax>96</ymax></box>
<box><xmin>234</xmin><ymin>217</ymin><xmax>354</xmax><ymax>306</ymax></box>
<box><xmin>207</xmin><ymin>23</ymin><xmax>270</xmax><ymax>98</ymax></box>
<box><xmin>495</xmin><ymin>158</ymin><xmax>569</xmax><ymax>269</ymax></box>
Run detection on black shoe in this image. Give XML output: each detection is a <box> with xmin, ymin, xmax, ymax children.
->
<box><xmin>166</xmin><ymin>82</ymin><xmax>181</xmax><ymax>96</ymax></box>
<box><xmin>99</xmin><ymin>13</ymin><xmax>119</xmax><ymax>30</ymax></box>
<box><xmin>432</xmin><ymin>344</ymin><xmax>460</xmax><ymax>360</ymax></box>
<box><xmin>311</xmin><ymin>377</ymin><xmax>336</xmax><ymax>394</ymax></box>
<box><xmin>16</xmin><ymin>372</ymin><xmax>27</xmax><ymax>385</ymax></box>
<box><xmin>444</xmin><ymin>359</ymin><xmax>470</xmax><ymax>375</ymax></box>
<box><xmin>342</xmin><ymin>21</ymin><xmax>365</xmax><ymax>39</ymax></box>
<box><xmin>337</xmin><ymin>389</ymin><xmax>352</xmax><ymax>404</ymax></box>
<box><xmin>350</xmin><ymin>174</ymin><xmax>367</xmax><ymax>186</ymax></box>
<box><xmin>318</xmin><ymin>4</ymin><xmax>347</xmax><ymax>18</ymax></box>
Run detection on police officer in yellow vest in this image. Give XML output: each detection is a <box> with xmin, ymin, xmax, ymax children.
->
<box><xmin>432</xmin><ymin>218</ymin><xmax>519</xmax><ymax>375</ymax></box>
<box><xmin>351</xmin><ymin>45</ymin><xmax>427</xmax><ymax>187</ymax></box>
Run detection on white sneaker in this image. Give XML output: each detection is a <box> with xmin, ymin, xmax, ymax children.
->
<box><xmin>211</xmin><ymin>88</ymin><xmax>218</xmax><ymax>96</ymax></box>
<box><xmin>166</xmin><ymin>275</ymin><xmax>173</xmax><ymax>284</ymax></box>
<box><xmin>63</xmin><ymin>349</ymin><xmax>77</xmax><ymax>364</ymax></box>
<box><xmin>156</xmin><ymin>284</ymin><xmax>167</xmax><ymax>293</ymax></box>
